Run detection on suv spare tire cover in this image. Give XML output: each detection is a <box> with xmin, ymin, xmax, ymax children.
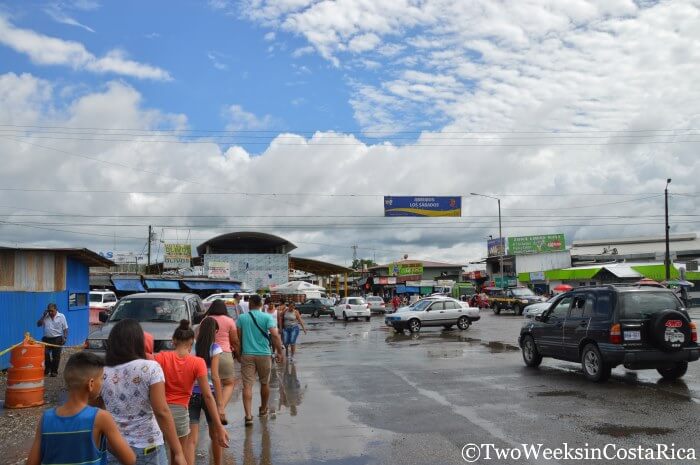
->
<box><xmin>648</xmin><ymin>310</ymin><xmax>691</xmax><ymax>352</ymax></box>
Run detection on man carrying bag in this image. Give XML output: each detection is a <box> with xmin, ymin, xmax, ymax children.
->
<box><xmin>236</xmin><ymin>294</ymin><xmax>285</xmax><ymax>426</ymax></box>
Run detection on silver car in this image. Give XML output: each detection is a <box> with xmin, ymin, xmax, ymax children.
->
<box><xmin>384</xmin><ymin>296</ymin><xmax>480</xmax><ymax>333</ymax></box>
<box><xmin>85</xmin><ymin>292</ymin><xmax>206</xmax><ymax>354</ymax></box>
<box><xmin>366</xmin><ymin>296</ymin><xmax>387</xmax><ymax>314</ymax></box>
<box><xmin>523</xmin><ymin>296</ymin><xmax>558</xmax><ymax>319</ymax></box>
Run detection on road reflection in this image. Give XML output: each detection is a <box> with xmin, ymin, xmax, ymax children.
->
<box><xmin>271</xmin><ymin>361</ymin><xmax>306</xmax><ymax>416</ymax></box>
<box><xmin>242</xmin><ymin>418</ymin><xmax>272</xmax><ymax>465</ymax></box>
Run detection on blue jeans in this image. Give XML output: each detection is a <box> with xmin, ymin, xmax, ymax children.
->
<box><xmin>283</xmin><ymin>325</ymin><xmax>300</xmax><ymax>346</ymax></box>
<box><xmin>107</xmin><ymin>444</ymin><xmax>167</xmax><ymax>465</ymax></box>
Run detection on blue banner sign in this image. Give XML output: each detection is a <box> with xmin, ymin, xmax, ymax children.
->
<box><xmin>384</xmin><ymin>196</ymin><xmax>461</xmax><ymax>217</ymax></box>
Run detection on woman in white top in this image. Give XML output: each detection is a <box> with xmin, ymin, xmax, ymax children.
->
<box><xmin>100</xmin><ymin>319</ymin><xmax>186</xmax><ymax>465</ymax></box>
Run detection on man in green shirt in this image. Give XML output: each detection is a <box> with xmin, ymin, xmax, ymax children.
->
<box><xmin>236</xmin><ymin>294</ymin><xmax>284</xmax><ymax>425</ymax></box>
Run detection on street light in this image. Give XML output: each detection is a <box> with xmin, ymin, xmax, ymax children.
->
<box><xmin>471</xmin><ymin>193</ymin><xmax>503</xmax><ymax>288</ymax></box>
<box><xmin>665</xmin><ymin>178</ymin><xmax>672</xmax><ymax>280</ymax></box>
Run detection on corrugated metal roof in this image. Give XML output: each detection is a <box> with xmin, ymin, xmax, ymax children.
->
<box><xmin>112</xmin><ymin>277</ymin><xmax>146</xmax><ymax>292</ymax></box>
<box><xmin>0</xmin><ymin>246</ymin><xmax>114</xmax><ymax>267</ymax></box>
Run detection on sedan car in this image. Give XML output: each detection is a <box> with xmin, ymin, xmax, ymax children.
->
<box><xmin>333</xmin><ymin>297</ymin><xmax>371</xmax><ymax>321</ymax></box>
<box><xmin>85</xmin><ymin>292</ymin><xmax>206</xmax><ymax>355</ymax></box>
<box><xmin>384</xmin><ymin>296</ymin><xmax>480</xmax><ymax>333</ymax></box>
<box><xmin>297</xmin><ymin>297</ymin><xmax>334</xmax><ymax>317</ymax></box>
<box><xmin>366</xmin><ymin>296</ymin><xmax>387</xmax><ymax>314</ymax></box>
<box><xmin>523</xmin><ymin>296</ymin><xmax>558</xmax><ymax>319</ymax></box>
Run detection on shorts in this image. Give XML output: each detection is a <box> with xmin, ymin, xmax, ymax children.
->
<box><xmin>107</xmin><ymin>444</ymin><xmax>166</xmax><ymax>465</ymax></box>
<box><xmin>240</xmin><ymin>354</ymin><xmax>272</xmax><ymax>386</ymax></box>
<box><xmin>168</xmin><ymin>404</ymin><xmax>190</xmax><ymax>437</ymax></box>
<box><xmin>218</xmin><ymin>351</ymin><xmax>235</xmax><ymax>380</ymax></box>
<box><xmin>283</xmin><ymin>325</ymin><xmax>300</xmax><ymax>346</ymax></box>
<box><xmin>188</xmin><ymin>393</ymin><xmax>213</xmax><ymax>425</ymax></box>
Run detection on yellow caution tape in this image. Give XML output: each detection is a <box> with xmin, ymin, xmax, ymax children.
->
<box><xmin>0</xmin><ymin>332</ymin><xmax>84</xmax><ymax>356</ymax></box>
<box><xmin>0</xmin><ymin>340</ymin><xmax>24</xmax><ymax>358</ymax></box>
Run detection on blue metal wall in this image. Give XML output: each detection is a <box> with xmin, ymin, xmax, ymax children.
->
<box><xmin>65</xmin><ymin>258</ymin><xmax>90</xmax><ymax>349</ymax></box>
<box><xmin>0</xmin><ymin>259</ymin><xmax>90</xmax><ymax>369</ymax></box>
<box><xmin>0</xmin><ymin>291</ymin><xmax>67</xmax><ymax>369</ymax></box>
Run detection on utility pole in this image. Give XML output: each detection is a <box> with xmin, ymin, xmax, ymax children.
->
<box><xmin>147</xmin><ymin>225</ymin><xmax>152</xmax><ymax>270</ymax></box>
<box><xmin>471</xmin><ymin>193</ymin><xmax>504</xmax><ymax>288</ymax></box>
<box><xmin>665</xmin><ymin>179</ymin><xmax>672</xmax><ymax>280</ymax></box>
<box><xmin>351</xmin><ymin>244</ymin><xmax>358</xmax><ymax>268</ymax></box>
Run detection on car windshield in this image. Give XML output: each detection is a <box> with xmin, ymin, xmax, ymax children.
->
<box><xmin>348</xmin><ymin>298</ymin><xmax>366</xmax><ymax>305</ymax></box>
<box><xmin>511</xmin><ymin>288</ymin><xmax>536</xmax><ymax>297</ymax></box>
<box><xmin>320</xmin><ymin>298</ymin><xmax>333</xmax><ymax>306</ymax></box>
<box><xmin>109</xmin><ymin>298</ymin><xmax>188</xmax><ymax>322</ymax></box>
<box><xmin>89</xmin><ymin>294</ymin><xmax>102</xmax><ymax>303</ymax></box>
<box><xmin>620</xmin><ymin>291</ymin><xmax>683</xmax><ymax>319</ymax></box>
<box><xmin>411</xmin><ymin>300</ymin><xmax>433</xmax><ymax>312</ymax></box>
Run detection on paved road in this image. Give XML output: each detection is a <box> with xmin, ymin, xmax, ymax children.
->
<box><xmin>200</xmin><ymin>311</ymin><xmax>700</xmax><ymax>465</ymax></box>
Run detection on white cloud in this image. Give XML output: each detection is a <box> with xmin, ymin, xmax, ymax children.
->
<box><xmin>264</xmin><ymin>31</ymin><xmax>276</xmax><ymax>41</ymax></box>
<box><xmin>223</xmin><ymin>104</ymin><xmax>274</xmax><ymax>131</ymax></box>
<box><xmin>44</xmin><ymin>4</ymin><xmax>96</xmax><ymax>33</ymax></box>
<box><xmin>207</xmin><ymin>51</ymin><xmax>227</xmax><ymax>70</ymax></box>
<box><xmin>0</xmin><ymin>16</ymin><xmax>171</xmax><ymax>81</ymax></box>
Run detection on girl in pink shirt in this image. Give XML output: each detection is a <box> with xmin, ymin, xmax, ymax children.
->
<box><xmin>204</xmin><ymin>300</ymin><xmax>239</xmax><ymax>425</ymax></box>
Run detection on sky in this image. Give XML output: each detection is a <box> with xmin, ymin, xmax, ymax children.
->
<box><xmin>0</xmin><ymin>0</ymin><xmax>699</xmax><ymax>267</ymax></box>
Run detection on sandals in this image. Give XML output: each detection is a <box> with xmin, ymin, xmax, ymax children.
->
<box><xmin>258</xmin><ymin>407</ymin><xmax>268</xmax><ymax>418</ymax></box>
<box><xmin>244</xmin><ymin>416</ymin><xmax>254</xmax><ymax>427</ymax></box>
<box><xmin>219</xmin><ymin>413</ymin><xmax>229</xmax><ymax>426</ymax></box>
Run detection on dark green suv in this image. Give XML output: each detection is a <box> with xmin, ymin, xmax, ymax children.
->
<box><xmin>519</xmin><ymin>285</ymin><xmax>699</xmax><ymax>382</ymax></box>
<box><xmin>297</xmin><ymin>298</ymin><xmax>334</xmax><ymax>318</ymax></box>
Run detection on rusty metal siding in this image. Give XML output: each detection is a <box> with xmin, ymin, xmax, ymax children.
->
<box><xmin>4</xmin><ymin>251</ymin><xmax>64</xmax><ymax>292</ymax></box>
<box><xmin>0</xmin><ymin>291</ymin><xmax>68</xmax><ymax>369</ymax></box>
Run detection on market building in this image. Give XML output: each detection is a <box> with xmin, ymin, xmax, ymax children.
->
<box><xmin>0</xmin><ymin>247</ymin><xmax>113</xmax><ymax>369</ymax></box>
<box><xmin>366</xmin><ymin>259</ymin><xmax>465</xmax><ymax>297</ymax></box>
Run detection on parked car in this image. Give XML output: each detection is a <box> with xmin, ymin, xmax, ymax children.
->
<box><xmin>523</xmin><ymin>296</ymin><xmax>558</xmax><ymax>319</ymax></box>
<box><xmin>489</xmin><ymin>287</ymin><xmax>547</xmax><ymax>315</ymax></box>
<box><xmin>519</xmin><ymin>285</ymin><xmax>699</xmax><ymax>382</ymax></box>
<box><xmin>85</xmin><ymin>292</ymin><xmax>206</xmax><ymax>355</ymax></box>
<box><xmin>366</xmin><ymin>296</ymin><xmax>387</xmax><ymax>314</ymax></box>
<box><xmin>333</xmin><ymin>297</ymin><xmax>371</xmax><ymax>321</ymax></box>
<box><xmin>297</xmin><ymin>297</ymin><xmax>334</xmax><ymax>317</ymax></box>
<box><xmin>89</xmin><ymin>290</ymin><xmax>118</xmax><ymax>313</ymax></box>
<box><xmin>384</xmin><ymin>296</ymin><xmax>480</xmax><ymax>333</ymax></box>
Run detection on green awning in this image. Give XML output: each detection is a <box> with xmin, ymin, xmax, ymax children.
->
<box><xmin>686</xmin><ymin>271</ymin><xmax>700</xmax><ymax>281</ymax></box>
<box><xmin>545</xmin><ymin>268</ymin><xmax>601</xmax><ymax>281</ymax></box>
<box><xmin>631</xmin><ymin>265</ymin><xmax>679</xmax><ymax>281</ymax></box>
<box><xmin>518</xmin><ymin>272</ymin><xmax>531</xmax><ymax>283</ymax></box>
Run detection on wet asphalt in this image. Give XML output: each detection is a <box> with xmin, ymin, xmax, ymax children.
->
<box><xmin>199</xmin><ymin>310</ymin><xmax>700</xmax><ymax>465</ymax></box>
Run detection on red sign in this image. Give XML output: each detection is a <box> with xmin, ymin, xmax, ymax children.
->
<box><xmin>665</xmin><ymin>320</ymin><xmax>683</xmax><ymax>328</ymax></box>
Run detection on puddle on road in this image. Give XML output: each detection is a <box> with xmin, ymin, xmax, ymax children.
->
<box><xmin>483</xmin><ymin>341</ymin><xmax>519</xmax><ymax>353</ymax></box>
<box><xmin>591</xmin><ymin>423</ymin><xmax>675</xmax><ymax>438</ymax></box>
<box><xmin>530</xmin><ymin>390</ymin><xmax>587</xmax><ymax>399</ymax></box>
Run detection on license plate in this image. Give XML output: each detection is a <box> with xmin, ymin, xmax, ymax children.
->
<box><xmin>624</xmin><ymin>330</ymin><xmax>641</xmax><ymax>341</ymax></box>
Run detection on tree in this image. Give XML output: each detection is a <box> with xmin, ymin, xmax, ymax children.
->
<box><xmin>352</xmin><ymin>258</ymin><xmax>377</xmax><ymax>270</ymax></box>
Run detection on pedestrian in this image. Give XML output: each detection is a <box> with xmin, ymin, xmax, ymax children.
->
<box><xmin>265</xmin><ymin>298</ymin><xmax>279</xmax><ymax>324</ymax></box>
<box><xmin>36</xmin><ymin>303</ymin><xmax>68</xmax><ymax>377</ymax></box>
<box><xmin>101</xmin><ymin>319</ymin><xmax>187</xmax><ymax>465</ymax></box>
<box><xmin>188</xmin><ymin>317</ymin><xmax>226</xmax><ymax>465</ymax></box>
<box><xmin>26</xmin><ymin>352</ymin><xmax>136</xmax><ymax>465</ymax></box>
<box><xmin>235</xmin><ymin>294</ymin><xmax>285</xmax><ymax>426</ymax></box>
<box><xmin>241</xmin><ymin>295</ymin><xmax>250</xmax><ymax>314</ymax></box>
<box><xmin>204</xmin><ymin>299</ymin><xmax>239</xmax><ymax>424</ymax></box>
<box><xmin>155</xmin><ymin>320</ymin><xmax>228</xmax><ymax>465</ymax></box>
<box><xmin>280</xmin><ymin>303</ymin><xmax>307</xmax><ymax>362</ymax></box>
<box><xmin>391</xmin><ymin>295</ymin><xmax>400</xmax><ymax>313</ymax></box>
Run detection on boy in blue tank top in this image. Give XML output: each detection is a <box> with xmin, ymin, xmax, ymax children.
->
<box><xmin>26</xmin><ymin>352</ymin><xmax>136</xmax><ymax>465</ymax></box>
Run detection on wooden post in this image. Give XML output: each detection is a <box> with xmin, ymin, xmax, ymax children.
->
<box><xmin>344</xmin><ymin>273</ymin><xmax>348</xmax><ymax>297</ymax></box>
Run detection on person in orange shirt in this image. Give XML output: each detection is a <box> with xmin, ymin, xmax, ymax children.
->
<box><xmin>154</xmin><ymin>320</ymin><xmax>228</xmax><ymax>465</ymax></box>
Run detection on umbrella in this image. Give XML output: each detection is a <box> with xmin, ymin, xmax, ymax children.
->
<box><xmin>661</xmin><ymin>280</ymin><xmax>695</xmax><ymax>288</ymax></box>
<box><xmin>635</xmin><ymin>278</ymin><xmax>665</xmax><ymax>288</ymax></box>
<box><xmin>553</xmin><ymin>284</ymin><xmax>573</xmax><ymax>292</ymax></box>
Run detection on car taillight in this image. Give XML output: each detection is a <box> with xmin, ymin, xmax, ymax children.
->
<box><xmin>346</xmin><ymin>305</ymin><xmax>351</xmax><ymax>309</ymax></box>
<box><xmin>690</xmin><ymin>322</ymin><xmax>698</xmax><ymax>343</ymax></box>
<box><xmin>609</xmin><ymin>323</ymin><xmax>621</xmax><ymax>344</ymax></box>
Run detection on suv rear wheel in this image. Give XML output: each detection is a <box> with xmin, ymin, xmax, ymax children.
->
<box><xmin>513</xmin><ymin>304</ymin><xmax>522</xmax><ymax>315</ymax></box>
<box><xmin>657</xmin><ymin>361</ymin><xmax>688</xmax><ymax>380</ymax></box>
<box><xmin>492</xmin><ymin>303</ymin><xmax>501</xmax><ymax>315</ymax></box>
<box><xmin>521</xmin><ymin>335</ymin><xmax>542</xmax><ymax>367</ymax></box>
<box><xmin>581</xmin><ymin>343</ymin><xmax>611</xmax><ymax>382</ymax></box>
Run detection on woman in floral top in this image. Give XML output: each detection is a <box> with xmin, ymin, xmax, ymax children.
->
<box><xmin>100</xmin><ymin>319</ymin><xmax>187</xmax><ymax>465</ymax></box>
